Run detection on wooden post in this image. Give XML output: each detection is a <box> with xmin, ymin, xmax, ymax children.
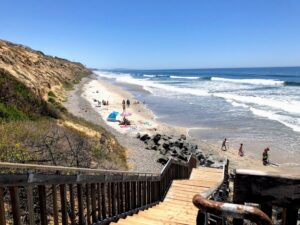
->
<box><xmin>69</xmin><ymin>184</ymin><xmax>76</xmax><ymax>225</ymax></box>
<box><xmin>52</xmin><ymin>185</ymin><xmax>59</xmax><ymax>225</ymax></box>
<box><xmin>119</xmin><ymin>182</ymin><xmax>124</xmax><ymax>213</ymax></box>
<box><xmin>143</xmin><ymin>181</ymin><xmax>147</xmax><ymax>205</ymax></box>
<box><xmin>97</xmin><ymin>183</ymin><xmax>102</xmax><ymax>221</ymax></box>
<box><xmin>60</xmin><ymin>184</ymin><xmax>68</xmax><ymax>225</ymax></box>
<box><xmin>27</xmin><ymin>185</ymin><xmax>35</xmax><ymax>225</ymax></box>
<box><xmin>77</xmin><ymin>184</ymin><xmax>84</xmax><ymax>225</ymax></box>
<box><xmin>86</xmin><ymin>183</ymin><xmax>91</xmax><ymax>225</ymax></box>
<box><xmin>91</xmin><ymin>183</ymin><xmax>97</xmax><ymax>223</ymax></box>
<box><xmin>0</xmin><ymin>187</ymin><xmax>6</xmax><ymax>225</ymax></box>
<box><xmin>125</xmin><ymin>182</ymin><xmax>130</xmax><ymax>211</ymax></box>
<box><xmin>37</xmin><ymin>185</ymin><xmax>47</xmax><ymax>225</ymax></box>
<box><xmin>261</xmin><ymin>204</ymin><xmax>272</xmax><ymax>219</ymax></box>
<box><xmin>132</xmin><ymin>181</ymin><xmax>136</xmax><ymax>209</ymax></box>
<box><xmin>107</xmin><ymin>183</ymin><xmax>112</xmax><ymax>217</ymax></box>
<box><xmin>111</xmin><ymin>182</ymin><xmax>116</xmax><ymax>216</ymax></box>
<box><xmin>101</xmin><ymin>183</ymin><xmax>106</xmax><ymax>219</ymax></box>
<box><xmin>282</xmin><ymin>207</ymin><xmax>298</xmax><ymax>225</ymax></box>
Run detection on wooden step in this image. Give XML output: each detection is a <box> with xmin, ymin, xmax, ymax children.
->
<box><xmin>112</xmin><ymin>167</ymin><xmax>223</xmax><ymax>224</ymax></box>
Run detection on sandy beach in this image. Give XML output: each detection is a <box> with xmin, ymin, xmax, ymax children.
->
<box><xmin>65</xmin><ymin>74</ymin><xmax>300</xmax><ymax>175</ymax></box>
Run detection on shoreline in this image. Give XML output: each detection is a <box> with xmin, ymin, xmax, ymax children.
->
<box><xmin>65</xmin><ymin>74</ymin><xmax>300</xmax><ymax>174</ymax></box>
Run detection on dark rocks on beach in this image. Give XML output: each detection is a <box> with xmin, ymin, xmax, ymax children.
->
<box><xmin>137</xmin><ymin>132</ymin><xmax>221</xmax><ymax>168</ymax></box>
<box><xmin>157</xmin><ymin>155</ymin><xmax>169</xmax><ymax>165</ymax></box>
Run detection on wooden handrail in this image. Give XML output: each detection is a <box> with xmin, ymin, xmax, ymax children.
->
<box><xmin>0</xmin><ymin>154</ymin><xmax>198</xmax><ymax>225</ymax></box>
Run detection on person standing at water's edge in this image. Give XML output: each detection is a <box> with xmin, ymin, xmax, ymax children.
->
<box><xmin>126</xmin><ymin>99</ymin><xmax>131</xmax><ymax>108</ymax></box>
<box><xmin>263</xmin><ymin>147</ymin><xmax>270</xmax><ymax>165</ymax></box>
<box><xmin>238</xmin><ymin>143</ymin><xmax>244</xmax><ymax>157</ymax></box>
<box><xmin>122</xmin><ymin>99</ymin><xmax>126</xmax><ymax>112</ymax></box>
<box><xmin>221</xmin><ymin>138</ymin><xmax>228</xmax><ymax>151</ymax></box>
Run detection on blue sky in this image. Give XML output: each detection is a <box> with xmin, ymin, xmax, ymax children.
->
<box><xmin>1</xmin><ymin>0</ymin><xmax>300</xmax><ymax>69</ymax></box>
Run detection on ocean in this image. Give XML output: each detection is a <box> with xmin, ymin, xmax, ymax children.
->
<box><xmin>94</xmin><ymin>67</ymin><xmax>300</xmax><ymax>165</ymax></box>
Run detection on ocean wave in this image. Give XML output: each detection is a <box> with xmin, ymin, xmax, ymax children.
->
<box><xmin>249</xmin><ymin>107</ymin><xmax>300</xmax><ymax>132</ymax></box>
<box><xmin>211</xmin><ymin>77</ymin><xmax>285</xmax><ymax>86</ymax></box>
<box><xmin>285</xmin><ymin>81</ymin><xmax>300</xmax><ymax>86</ymax></box>
<box><xmin>106</xmin><ymin>73</ymin><xmax>210</xmax><ymax>96</ymax></box>
<box><xmin>214</xmin><ymin>93</ymin><xmax>300</xmax><ymax>115</ymax></box>
<box><xmin>143</xmin><ymin>74</ymin><xmax>156</xmax><ymax>78</ymax></box>
<box><xmin>170</xmin><ymin>76</ymin><xmax>199</xmax><ymax>80</ymax></box>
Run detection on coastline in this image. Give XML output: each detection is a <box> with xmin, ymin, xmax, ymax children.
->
<box><xmin>65</xmin><ymin>74</ymin><xmax>300</xmax><ymax>174</ymax></box>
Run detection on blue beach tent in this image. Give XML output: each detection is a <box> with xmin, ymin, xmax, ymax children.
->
<box><xmin>107</xmin><ymin>111</ymin><xmax>119</xmax><ymax>122</ymax></box>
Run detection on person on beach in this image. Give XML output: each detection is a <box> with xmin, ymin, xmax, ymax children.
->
<box><xmin>126</xmin><ymin>99</ymin><xmax>131</xmax><ymax>108</ymax></box>
<box><xmin>221</xmin><ymin>138</ymin><xmax>228</xmax><ymax>151</ymax></box>
<box><xmin>122</xmin><ymin>99</ymin><xmax>126</xmax><ymax>111</ymax></box>
<box><xmin>263</xmin><ymin>147</ymin><xmax>270</xmax><ymax>165</ymax></box>
<box><xmin>238</xmin><ymin>143</ymin><xmax>244</xmax><ymax>157</ymax></box>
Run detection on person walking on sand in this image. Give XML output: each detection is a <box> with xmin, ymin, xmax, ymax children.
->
<box><xmin>221</xmin><ymin>138</ymin><xmax>228</xmax><ymax>151</ymax></box>
<box><xmin>122</xmin><ymin>99</ymin><xmax>126</xmax><ymax>112</ymax></box>
<box><xmin>263</xmin><ymin>147</ymin><xmax>270</xmax><ymax>165</ymax></box>
<box><xmin>238</xmin><ymin>143</ymin><xmax>244</xmax><ymax>157</ymax></box>
<box><xmin>126</xmin><ymin>99</ymin><xmax>131</xmax><ymax>108</ymax></box>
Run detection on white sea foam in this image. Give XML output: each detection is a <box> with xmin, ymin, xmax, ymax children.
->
<box><xmin>214</xmin><ymin>93</ymin><xmax>300</xmax><ymax>115</ymax></box>
<box><xmin>211</xmin><ymin>77</ymin><xmax>284</xmax><ymax>86</ymax></box>
<box><xmin>98</xmin><ymin>72</ymin><xmax>210</xmax><ymax>96</ymax></box>
<box><xmin>170</xmin><ymin>76</ymin><xmax>199</xmax><ymax>80</ymax></box>
<box><xmin>249</xmin><ymin>107</ymin><xmax>300</xmax><ymax>132</ymax></box>
<box><xmin>143</xmin><ymin>74</ymin><xmax>156</xmax><ymax>78</ymax></box>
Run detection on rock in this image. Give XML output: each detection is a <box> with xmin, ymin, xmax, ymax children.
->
<box><xmin>159</xmin><ymin>148</ymin><xmax>168</xmax><ymax>155</ymax></box>
<box><xmin>162</xmin><ymin>142</ymin><xmax>170</xmax><ymax>150</ymax></box>
<box><xmin>136</xmin><ymin>133</ymin><xmax>141</xmax><ymax>139</ymax></box>
<box><xmin>140</xmin><ymin>134</ymin><xmax>151</xmax><ymax>142</ymax></box>
<box><xmin>157</xmin><ymin>155</ymin><xmax>169</xmax><ymax>165</ymax></box>
<box><xmin>180</xmin><ymin>134</ymin><xmax>187</xmax><ymax>140</ymax></box>
<box><xmin>178</xmin><ymin>154</ymin><xmax>188</xmax><ymax>161</ymax></box>
<box><xmin>152</xmin><ymin>134</ymin><xmax>161</xmax><ymax>144</ymax></box>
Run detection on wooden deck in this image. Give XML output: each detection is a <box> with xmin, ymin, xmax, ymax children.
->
<box><xmin>111</xmin><ymin>167</ymin><xmax>224</xmax><ymax>225</ymax></box>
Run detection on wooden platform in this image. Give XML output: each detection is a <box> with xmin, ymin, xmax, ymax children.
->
<box><xmin>111</xmin><ymin>167</ymin><xmax>224</xmax><ymax>225</ymax></box>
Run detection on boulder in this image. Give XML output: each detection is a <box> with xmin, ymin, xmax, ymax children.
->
<box><xmin>140</xmin><ymin>134</ymin><xmax>151</xmax><ymax>142</ymax></box>
<box><xmin>157</xmin><ymin>155</ymin><xmax>169</xmax><ymax>165</ymax></box>
<box><xmin>152</xmin><ymin>134</ymin><xmax>161</xmax><ymax>144</ymax></box>
<box><xmin>136</xmin><ymin>132</ymin><xmax>141</xmax><ymax>139</ymax></box>
<box><xmin>180</xmin><ymin>134</ymin><xmax>187</xmax><ymax>140</ymax></box>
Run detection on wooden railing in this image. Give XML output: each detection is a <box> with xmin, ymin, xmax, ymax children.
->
<box><xmin>0</xmin><ymin>155</ymin><xmax>197</xmax><ymax>225</ymax></box>
<box><xmin>233</xmin><ymin>169</ymin><xmax>300</xmax><ymax>225</ymax></box>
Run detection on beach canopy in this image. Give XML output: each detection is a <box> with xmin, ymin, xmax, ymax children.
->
<box><xmin>120</xmin><ymin>112</ymin><xmax>132</xmax><ymax>117</ymax></box>
<box><xmin>107</xmin><ymin>111</ymin><xmax>119</xmax><ymax>122</ymax></box>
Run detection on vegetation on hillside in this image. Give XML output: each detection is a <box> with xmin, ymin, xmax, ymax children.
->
<box><xmin>0</xmin><ymin>45</ymin><xmax>127</xmax><ymax>170</ymax></box>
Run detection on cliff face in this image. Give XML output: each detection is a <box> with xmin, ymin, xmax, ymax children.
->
<box><xmin>0</xmin><ymin>40</ymin><xmax>127</xmax><ymax>170</ymax></box>
<box><xmin>0</xmin><ymin>40</ymin><xmax>90</xmax><ymax>98</ymax></box>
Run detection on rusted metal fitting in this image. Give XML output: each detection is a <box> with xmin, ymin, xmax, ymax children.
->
<box><xmin>193</xmin><ymin>194</ymin><xmax>273</xmax><ymax>225</ymax></box>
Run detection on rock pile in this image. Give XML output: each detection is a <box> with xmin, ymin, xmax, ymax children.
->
<box><xmin>136</xmin><ymin>133</ymin><xmax>223</xmax><ymax>168</ymax></box>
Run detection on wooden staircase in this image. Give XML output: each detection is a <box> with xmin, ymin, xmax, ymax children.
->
<box><xmin>111</xmin><ymin>167</ymin><xmax>224</xmax><ymax>225</ymax></box>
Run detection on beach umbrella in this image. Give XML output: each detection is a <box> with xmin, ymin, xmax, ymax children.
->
<box><xmin>107</xmin><ymin>111</ymin><xmax>119</xmax><ymax>122</ymax></box>
<box><xmin>120</xmin><ymin>112</ymin><xmax>132</xmax><ymax>117</ymax></box>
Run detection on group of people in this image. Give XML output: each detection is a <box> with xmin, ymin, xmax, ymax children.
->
<box><xmin>122</xmin><ymin>99</ymin><xmax>131</xmax><ymax>111</ymax></box>
<box><xmin>221</xmin><ymin>138</ymin><xmax>270</xmax><ymax>166</ymax></box>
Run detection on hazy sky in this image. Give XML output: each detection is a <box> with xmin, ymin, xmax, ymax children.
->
<box><xmin>1</xmin><ymin>0</ymin><xmax>300</xmax><ymax>69</ymax></box>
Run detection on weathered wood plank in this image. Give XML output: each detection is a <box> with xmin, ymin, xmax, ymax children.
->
<box><xmin>77</xmin><ymin>184</ymin><xmax>84</xmax><ymax>225</ymax></box>
<box><xmin>60</xmin><ymin>184</ymin><xmax>68</xmax><ymax>225</ymax></box>
<box><xmin>86</xmin><ymin>183</ymin><xmax>91</xmax><ymax>224</ymax></box>
<box><xmin>27</xmin><ymin>185</ymin><xmax>35</xmax><ymax>225</ymax></box>
<box><xmin>52</xmin><ymin>185</ymin><xmax>59</xmax><ymax>225</ymax></box>
<box><xmin>37</xmin><ymin>185</ymin><xmax>47</xmax><ymax>225</ymax></box>
<box><xmin>0</xmin><ymin>187</ymin><xmax>6</xmax><ymax>225</ymax></box>
<box><xmin>91</xmin><ymin>183</ymin><xmax>97</xmax><ymax>223</ymax></box>
<box><xmin>69</xmin><ymin>184</ymin><xmax>76</xmax><ymax>225</ymax></box>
